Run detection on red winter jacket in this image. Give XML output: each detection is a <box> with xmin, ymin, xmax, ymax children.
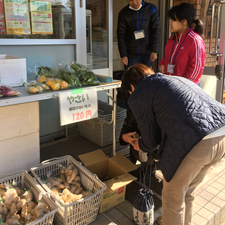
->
<box><xmin>158</xmin><ymin>28</ymin><xmax>206</xmax><ymax>84</ymax></box>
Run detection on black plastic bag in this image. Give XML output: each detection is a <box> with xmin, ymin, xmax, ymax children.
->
<box><xmin>133</xmin><ymin>162</ymin><xmax>154</xmax><ymax>225</ymax></box>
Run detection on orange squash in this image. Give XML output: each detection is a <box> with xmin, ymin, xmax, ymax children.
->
<box><xmin>51</xmin><ymin>82</ymin><xmax>60</xmax><ymax>91</ymax></box>
<box><xmin>60</xmin><ymin>81</ymin><xmax>69</xmax><ymax>89</ymax></box>
<box><xmin>37</xmin><ymin>75</ymin><xmax>46</xmax><ymax>83</ymax></box>
<box><xmin>46</xmin><ymin>79</ymin><xmax>54</xmax><ymax>88</ymax></box>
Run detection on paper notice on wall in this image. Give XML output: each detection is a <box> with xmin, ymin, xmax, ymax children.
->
<box><xmin>30</xmin><ymin>0</ymin><xmax>53</xmax><ymax>34</ymax></box>
<box><xmin>4</xmin><ymin>0</ymin><xmax>31</xmax><ymax>34</ymax></box>
<box><xmin>0</xmin><ymin>0</ymin><xmax>6</xmax><ymax>34</ymax></box>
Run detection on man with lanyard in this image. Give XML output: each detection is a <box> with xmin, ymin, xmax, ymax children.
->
<box><xmin>117</xmin><ymin>0</ymin><xmax>160</xmax><ymax>71</ymax></box>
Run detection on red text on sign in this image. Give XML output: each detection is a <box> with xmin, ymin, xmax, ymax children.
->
<box><xmin>72</xmin><ymin>110</ymin><xmax>92</xmax><ymax>121</ymax></box>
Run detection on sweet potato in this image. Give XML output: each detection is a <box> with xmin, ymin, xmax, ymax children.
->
<box><xmin>27</xmin><ymin>201</ymin><xmax>37</xmax><ymax>213</ymax></box>
<box><xmin>64</xmin><ymin>182</ymin><xmax>70</xmax><ymax>189</ymax></box>
<box><xmin>81</xmin><ymin>191</ymin><xmax>93</xmax><ymax>198</ymax></box>
<box><xmin>12</xmin><ymin>187</ymin><xmax>24</xmax><ymax>196</ymax></box>
<box><xmin>0</xmin><ymin>184</ymin><xmax>6</xmax><ymax>189</ymax></box>
<box><xmin>9</xmin><ymin>202</ymin><xmax>18</xmax><ymax>216</ymax></box>
<box><xmin>66</xmin><ymin>176</ymin><xmax>73</xmax><ymax>184</ymax></box>
<box><xmin>74</xmin><ymin>187</ymin><xmax>83</xmax><ymax>195</ymax></box>
<box><xmin>21</xmin><ymin>190</ymin><xmax>33</xmax><ymax>203</ymax></box>
<box><xmin>51</xmin><ymin>187</ymin><xmax>59</xmax><ymax>196</ymax></box>
<box><xmin>5</xmin><ymin>189</ymin><xmax>17</xmax><ymax>205</ymax></box>
<box><xmin>17</xmin><ymin>199</ymin><xmax>27</xmax><ymax>211</ymax></box>
<box><xmin>62</xmin><ymin>189</ymin><xmax>71</xmax><ymax>196</ymax></box>
<box><xmin>74</xmin><ymin>176</ymin><xmax>81</xmax><ymax>182</ymax></box>
<box><xmin>70</xmin><ymin>186</ymin><xmax>76</xmax><ymax>194</ymax></box>
<box><xmin>57</xmin><ymin>183</ymin><xmax>65</xmax><ymax>189</ymax></box>
<box><xmin>21</xmin><ymin>205</ymin><xmax>28</xmax><ymax>218</ymax></box>
<box><xmin>0</xmin><ymin>189</ymin><xmax>6</xmax><ymax>196</ymax></box>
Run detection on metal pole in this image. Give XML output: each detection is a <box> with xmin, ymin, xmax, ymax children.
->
<box><xmin>112</xmin><ymin>87</ymin><xmax>117</xmax><ymax>156</ymax></box>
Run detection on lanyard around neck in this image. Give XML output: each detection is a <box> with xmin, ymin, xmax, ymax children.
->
<box><xmin>130</xmin><ymin>4</ymin><xmax>146</xmax><ymax>31</ymax></box>
<box><xmin>169</xmin><ymin>28</ymin><xmax>191</xmax><ymax>65</ymax></box>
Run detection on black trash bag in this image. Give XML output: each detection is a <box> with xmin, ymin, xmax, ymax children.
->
<box><xmin>133</xmin><ymin>161</ymin><xmax>154</xmax><ymax>225</ymax></box>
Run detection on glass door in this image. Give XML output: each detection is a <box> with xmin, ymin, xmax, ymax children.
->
<box><xmin>86</xmin><ymin>0</ymin><xmax>112</xmax><ymax>77</ymax></box>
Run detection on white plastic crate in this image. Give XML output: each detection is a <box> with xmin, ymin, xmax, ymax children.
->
<box><xmin>78</xmin><ymin>100</ymin><xmax>126</xmax><ymax>147</ymax></box>
<box><xmin>30</xmin><ymin>155</ymin><xmax>107</xmax><ymax>225</ymax></box>
<box><xmin>0</xmin><ymin>170</ymin><xmax>58</xmax><ymax>225</ymax></box>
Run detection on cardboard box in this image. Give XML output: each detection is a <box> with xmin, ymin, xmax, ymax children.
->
<box><xmin>0</xmin><ymin>54</ymin><xmax>27</xmax><ymax>87</ymax></box>
<box><xmin>79</xmin><ymin>149</ymin><xmax>137</xmax><ymax>213</ymax></box>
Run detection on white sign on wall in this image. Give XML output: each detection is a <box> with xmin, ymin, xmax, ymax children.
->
<box><xmin>59</xmin><ymin>87</ymin><xmax>98</xmax><ymax>126</ymax></box>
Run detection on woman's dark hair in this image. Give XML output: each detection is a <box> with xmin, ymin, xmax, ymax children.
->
<box><xmin>168</xmin><ymin>3</ymin><xmax>203</xmax><ymax>36</ymax></box>
<box><xmin>121</xmin><ymin>63</ymin><xmax>154</xmax><ymax>98</ymax></box>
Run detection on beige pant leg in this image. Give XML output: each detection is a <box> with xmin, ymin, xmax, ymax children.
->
<box><xmin>162</xmin><ymin>135</ymin><xmax>225</xmax><ymax>225</ymax></box>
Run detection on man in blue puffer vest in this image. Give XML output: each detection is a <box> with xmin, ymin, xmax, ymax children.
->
<box><xmin>121</xmin><ymin>63</ymin><xmax>225</xmax><ymax>225</ymax></box>
<box><xmin>117</xmin><ymin>0</ymin><xmax>160</xmax><ymax>71</ymax></box>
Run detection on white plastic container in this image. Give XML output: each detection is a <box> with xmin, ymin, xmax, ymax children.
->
<box><xmin>0</xmin><ymin>54</ymin><xmax>27</xmax><ymax>86</ymax></box>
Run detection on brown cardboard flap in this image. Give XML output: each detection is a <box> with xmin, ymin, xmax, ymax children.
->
<box><xmin>104</xmin><ymin>173</ymin><xmax>137</xmax><ymax>191</ymax></box>
<box><xmin>110</xmin><ymin>154</ymin><xmax>138</xmax><ymax>173</ymax></box>
<box><xmin>78</xmin><ymin>149</ymin><xmax>108</xmax><ymax>166</ymax></box>
<box><xmin>78</xmin><ymin>149</ymin><xmax>108</xmax><ymax>180</ymax></box>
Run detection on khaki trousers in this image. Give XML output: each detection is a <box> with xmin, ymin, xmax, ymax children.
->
<box><xmin>162</xmin><ymin>135</ymin><xmax>225</xmax><ymax>225</ymax></box>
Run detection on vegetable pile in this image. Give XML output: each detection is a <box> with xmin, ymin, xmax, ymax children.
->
<box><xmin>44</xmin><ymin>164</ymin><xmax>93</xmax><ymax>205</ymax></box>
<box><xmin>0</xmin><ymin>183</ymin><xmax>50</xmax><ymax>225</ymax></box>
<box><xmin>27</xmin><ymin>62</ymin><xmax>100</xmax><ymax>94</ymax></box>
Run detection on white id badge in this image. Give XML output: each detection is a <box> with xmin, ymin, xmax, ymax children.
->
<box><xmin>167</xmin><ymin>64</ymin><xmax>175</xmax><ymax>73</ymax></box>
<box><xmin>134</xmin><ymin>29</ymin><xmax>145</xmax><ymax>40</ymax></box>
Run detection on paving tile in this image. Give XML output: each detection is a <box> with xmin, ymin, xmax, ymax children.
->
<box><xmin>215</xmin><ymin>177</ymin><xmax>225</xmax><ymax>186</ymax></box>
<box><xmin>195</xmin><ymin>187</ymin><xmax>203</xmax><ymax>195</ymax></box>
<box><xmin>116</xmin><ymin>216</ymin><xmax>134</xmax><ymax>225</ymax></box>
<box><xmin>192</xmin><ymin>214</ymin><xmax>208</xmax><ymax>225</ymax></box>
<box><xmin>210</xmin><ymin>181</ymin><xmax>225</xmax><ymax>191</ymax></box>
<box><xmin>210</xmin><ymin>196</ymin><xmax>225</xmax><ymax>208</ymax></box>
<box><xmin>107</xmin><ymin>208</ymin><xmax>124</xmax><ymax>221</ymax></box>
<box><xmin>205</xmin><ymin>179</ymin><xmax>214</xmax><ymax>186</ymax></box>
<box><xmin>205</xmin><ymin>186</ymin><xmax>220</xmax><ymax>196</ymax></box>
<box><xmin>195</xmin><ymin>195</ymin><xmax>208</xmax><ymax>207</ymax></box>
<box><xmin>199</xmin><ymin>190</ymin><xmax>214</xmax><ymax>201</ymax></box>
<box><xmin>216</xmin><ymin>191</ymin><xmax>225</xmax><ymax>201</ymax></box>
<box><xmin>193</xmin><ymin>202</ymin><xmax>202</xmax><ymax>213</ymax></box>
<box><xmin>221</xmin><ymin>173</ymin><xmax>225</xmax><ymax>179</ymax></box>
<box><xmin>197</xmin><ymin>208</ymin><xmax>214</xmax><ymax>221</ymax></box>
<box><xmin>204</xmin><ymin>202</ymin><xmax>221</xmax><ymax>214</ymax></box>
<box><xmin>89</xmin><ymin>220</ymin><xmax>103</xmax><ymax>225</ymax></box>
<box><xmin>96</xmin><ymin>213</ymin><xmax>113</xmax><ymax>225</ymax></box>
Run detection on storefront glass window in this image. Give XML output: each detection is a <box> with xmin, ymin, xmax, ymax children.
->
<box><xmin>0</xmin><ymin>0</ymin><xmax>75</xmax><ymax>39</ymax></box>
<box><xmin>86</xmin><ymin>0</ymin><xmax>108</xmax><ymax>69</ymax></box>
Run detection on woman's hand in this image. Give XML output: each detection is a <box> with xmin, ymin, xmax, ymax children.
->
<box><xmin>159</xmin><ymin>65</ymin><xmax>165</xmax><ymax>73</ymax></box>
<box><xmin>122</xmin><ymin>132</ymin><xmax>139</xmax><ymax>148</ymax></box>
<box><xmin>122</xmin><ymin>56</ymin><xmax>128</xmax><ymax>66</ymax></box>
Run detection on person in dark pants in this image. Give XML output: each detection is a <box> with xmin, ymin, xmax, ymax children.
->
<box><xmin>122</xmin><ymin>63</ymin><xmax>225</xmax><ymax>225</ymax></box>
<box><xmin>117</xmin><ymin>0</ymin><xmax>160</xmax><ymax>71</ymax></box>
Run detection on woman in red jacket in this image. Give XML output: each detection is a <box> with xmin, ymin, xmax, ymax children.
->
<box><xmin>158</xmin><ymin>3</ymin><xmax>206</xmax><ymax>85</ymax></box>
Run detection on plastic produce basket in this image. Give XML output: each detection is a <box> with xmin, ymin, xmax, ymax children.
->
<box><xmin>0</xmin><ymin>170</ymin><xmax>58</xmax><ymax>225</ymax></box>
<box><xmin>78</xmin><ymin>100</ymin><xmax>126</xmax><ymax>147</ymax></box>
<box><xmin>30</xmin><ymin>155</ymin><xmax>107</xmax><ymax>225</ymax></box>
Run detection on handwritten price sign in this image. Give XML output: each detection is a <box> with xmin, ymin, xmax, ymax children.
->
<box><xmin>59</xmin><ymin>87</ymin><xmax>98</xmax><ymax>126</ymax></box>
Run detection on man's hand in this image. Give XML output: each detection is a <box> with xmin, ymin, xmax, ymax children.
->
<box><xmin>159</xmin><ymin>65</ymin><xmax>165</xmax><ymax>74</ymax></box>
<box><xmin>150</xmin><ymin>53</ymin><xmax>157</xmax><ymax>62</ymax></box>
<box><xmin>122</xmin><ymin>56</ymin><xmax>128</xmax><ymax>66</ymax></box>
